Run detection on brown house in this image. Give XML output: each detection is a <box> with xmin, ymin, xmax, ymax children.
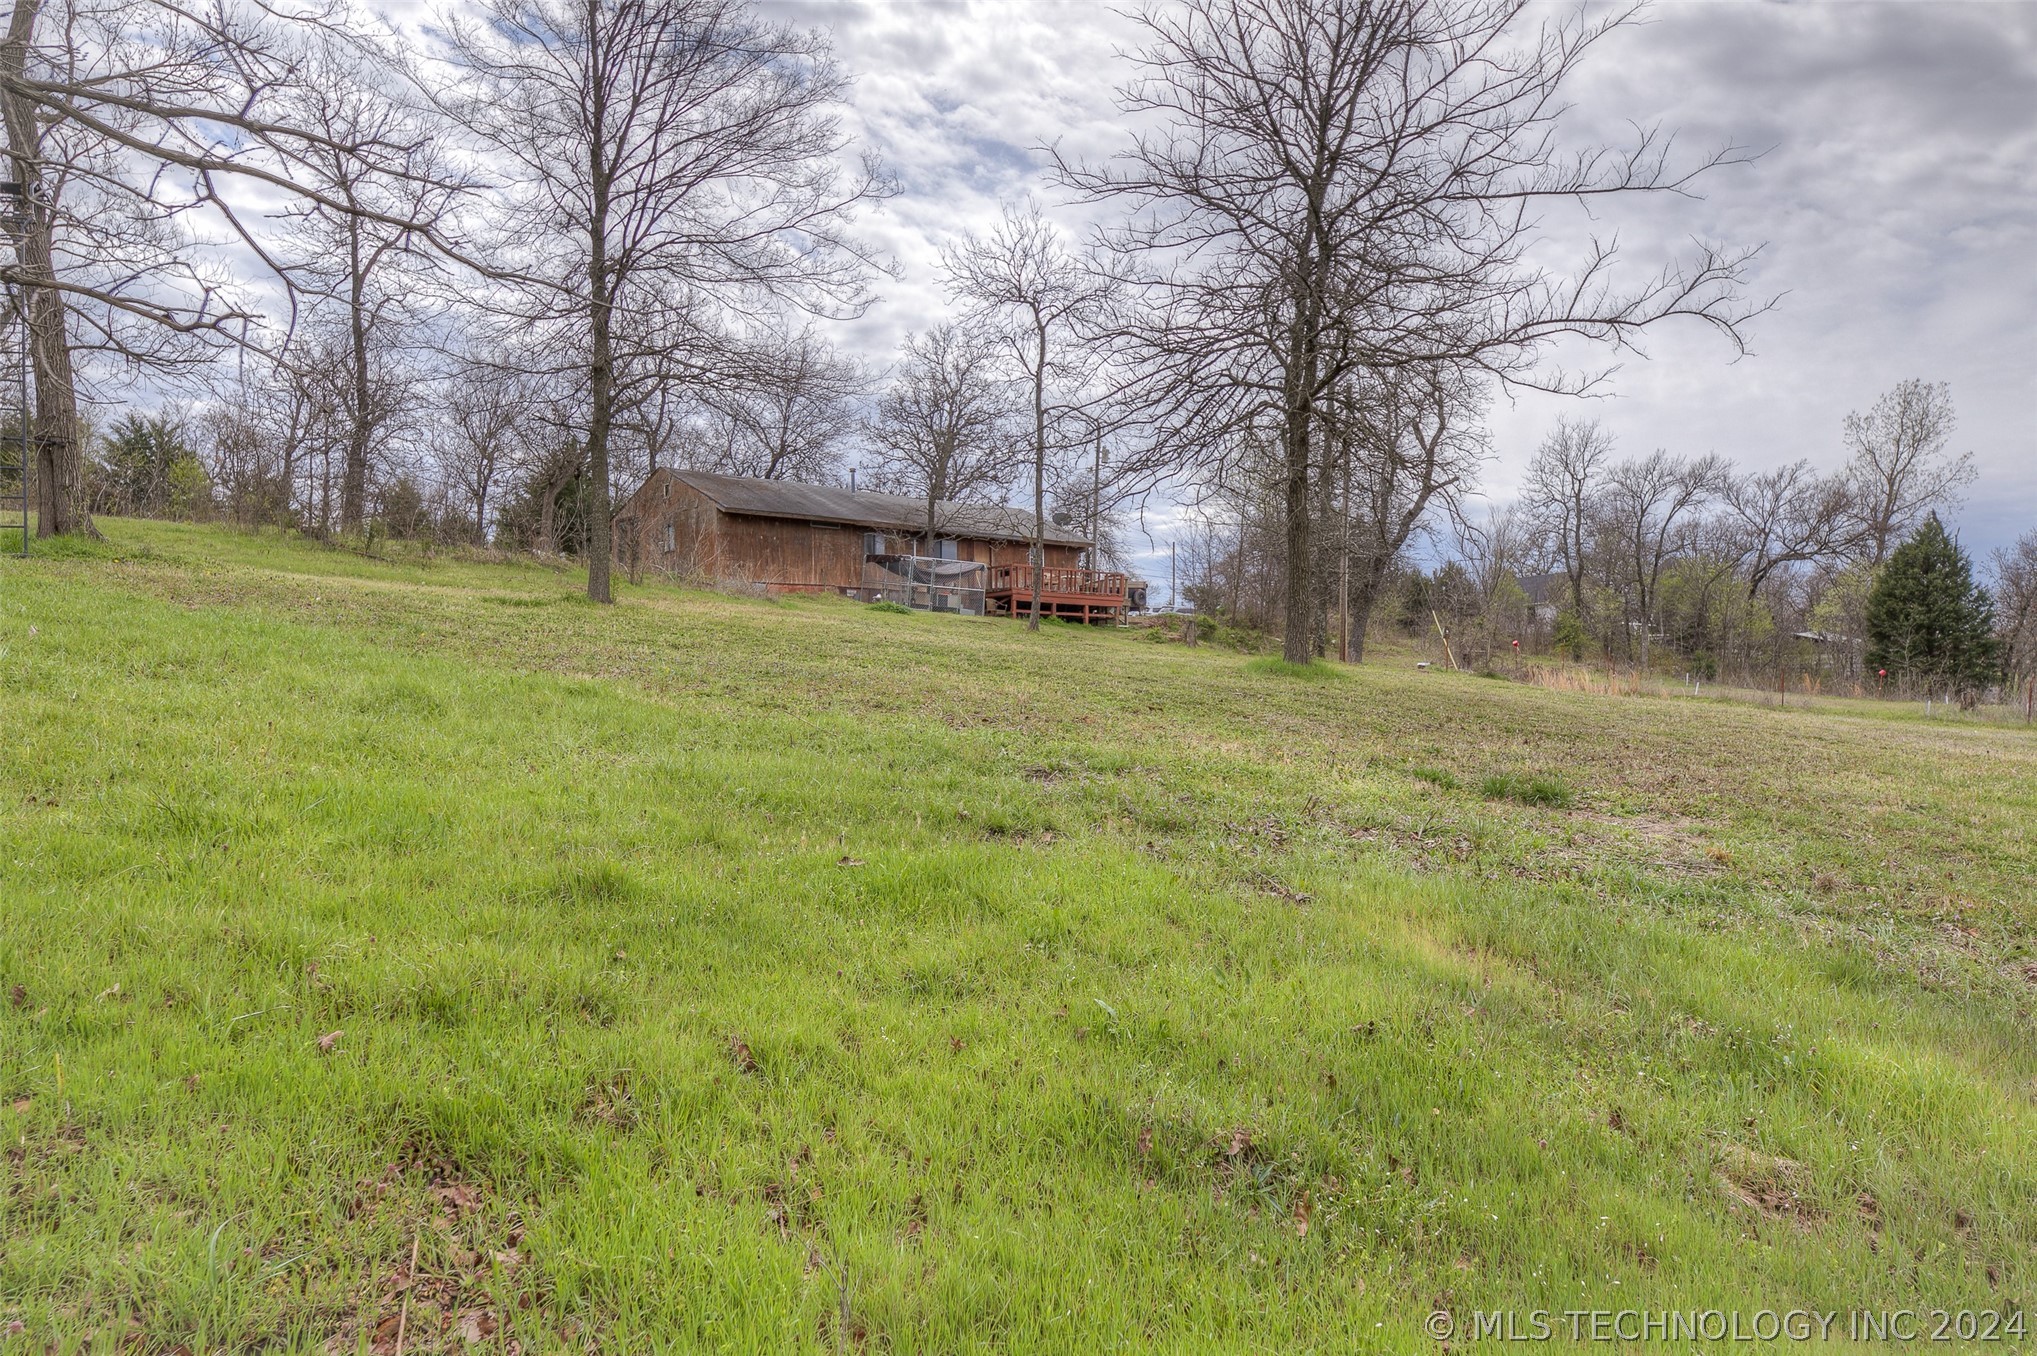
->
<box><xmin>614</xmin><ymin>468</ymin><xmax>1132</xmax><ymax>621</ymax></box>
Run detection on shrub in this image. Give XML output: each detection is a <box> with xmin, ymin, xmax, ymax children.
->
<box><xmin>868</xmin><ymin>600</ymin><xmax>914</xmax><ymax>616</ymax></box>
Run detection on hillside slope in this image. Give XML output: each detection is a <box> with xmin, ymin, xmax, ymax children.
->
<box><xmin>2</xmin><ymin>521</ymin><xmax>2033</xmax><ymax>1352</ymax></box>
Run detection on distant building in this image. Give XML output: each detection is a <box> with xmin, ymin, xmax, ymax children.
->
<box><xmin>613</xmin><ymin>469</ymin><xmax>1132</xmax><ymax>622</ymax></box>
<box><xmin>1517</xmin><ymin>571</ymin><xmax>1568</xmax><ymax>626</ymax></box>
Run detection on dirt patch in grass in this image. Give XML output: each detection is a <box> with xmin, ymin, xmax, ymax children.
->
<box><xmin>1714</xmin><ymin>1143</ymin><xmax>1822</xmax><ymax>1228</ymax></box>
<box><xmin>1571</xmin><ymin>811</ymin><xmax>1729</xmax><ymax>877</ymax></box>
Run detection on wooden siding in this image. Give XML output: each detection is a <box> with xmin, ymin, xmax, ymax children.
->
<box><xmin>717</xmin><ymin>515</ymin><xmax>866</xmax><ymax>590</ymax></box>
<box><xmin>615</xmin><ymin>467</ymin><xmax>1091</xmax><ymax>593</ymax></box>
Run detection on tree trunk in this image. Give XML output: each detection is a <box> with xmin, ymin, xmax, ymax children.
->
<box><xmin>341</xmin><ymin>216</ymin><xmax>370</xmax><ymax>534</ymax></box>
<box><xmin>584</xmin><ymin>247</ymin><xmax>613</xmax><ymax>600</ymax></box>
<box><xmin>1028</xmin><ymin>317</ymin><xmax>1046</xmax><ymax>632</ymax></box>
<box><xmin>1278</xmin><ymin>386</ymin><xmax>1316</xmax><ymax>665</ymax></box>
<box><xmin>586</xmin><ymin>286</ymin><xmax>614</xmax><ymax>601</ymax></box>
<box><xmin>1345</xmin><ymin>552</ymin><xmax>1391</xmax><ymax>663</ymax></box>
<box><xmin>1</xmin><ymin>0</ymin><xmax>89</xmax><ymax>539</ymax></box>
<box><xmin>582</xmin><ymin>12</ymin><xmax>614</xmax><ymax>604</ymax></box>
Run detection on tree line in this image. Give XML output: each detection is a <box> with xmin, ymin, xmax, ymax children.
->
<box><xmin>4</xmin><ymin>0</ymin><xmax>2027</xmax><ymax>684</ymax></box>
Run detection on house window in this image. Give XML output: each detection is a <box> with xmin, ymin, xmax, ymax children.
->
<box><xmin>864</xmin><ymin>532</ymin><xmax>886</xmax><ymax>556</ymax></box>
<box><xmin>936</xmin><ymin>538</ymin><xmax>959</xmax><ymax>560</ymax></box>
<box><xmin>661</xmin><ymin>522</ymin><xmax>676</xmax><ymax>553</ymax></box>
<box><xmin>660</xmin><ymin>480</ymin><xmax>671</xmax><ymax>499</ymax></box>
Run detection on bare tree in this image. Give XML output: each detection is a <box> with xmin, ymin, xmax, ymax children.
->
<box><xmin>1842</xmin><ymin>379</ymin><xmax>1973</xmax><ymax>566</ymax></box>
<box><xmin>694</xmin><ymin>327</ymin><xmax>865</xmax><ymax>482</ymax></box>
<box><xmin>1993</xmin><ymin>531</ymin><xmax>2037</xmax><ymax>690</ymax></box>
<box><xmin>865</xmin><ymin>323</ymin><xmax>1014</xmax><ymax>548</ymax></box>
<box><xmin>0</xmin><ymin>0</ymin><xmax>461</xmax><ymax>538</ymax></box>
<box><xmin>438</xmin><ymin>0</ymin><xmax>887</xmax><ymax>603</ymax></box>
<box><xmin>1522</xmin><ymin>416</ymin><xmax>1615</xmax><ymax>619</ymax></box>
<box><xmin>1604</xmin><ymin>449</ymin><xmax>1725</xmax><ymax>666</ymax></box>
<box><xmin>943</xmin><ymin>199</ymin><xmax>1118</xmax><ymax>629</ymax></box>
<box><xmin>1058</xmin><ymin>0</ymin><xmax>1766</xmax><ymax>662</ymax></box>
<box><xmin>437</xmin><ymin>356</ymin><xmax>545</xmax><ymax>543</ymax></box>
<box><xmin>1722</xmin><ymin>459</ymin><xmax>1861</xmax><ymax>598</ymax></box>
<box><xmin>277</xmin><ymin>48</ymin><xmax>460</xmax><ymax>535</ymax></box>
<box><xmin>1330</xmin><ymin>363</ymin><xmax>1487</xmax><ymax>660</ymax></box>
<box><xmin>1455</xmin><ymin>500</ymin><xmax>1536</xmax><ymax>665</ymax></box>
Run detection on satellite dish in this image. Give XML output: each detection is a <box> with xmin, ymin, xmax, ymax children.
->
<box><xmin>1050</xmin><ymin>511</ymin><xmax>1074</xmax><ymax>527</ymax></box>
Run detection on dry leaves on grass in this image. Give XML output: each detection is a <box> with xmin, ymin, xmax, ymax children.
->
<box><xmin>316</xmin><ymin>1030</ymin><xmax>343</xmax><ymax>1054</ymax></box>
<box><xmin>327</xmin><ymin>1154</ymin><xmax>538</xmax><ymax>1356</ymax></box>
<box><xmin>729</xmin><ymin>1038</ymin><xmax>758</xmax><ymax>1075</ymax></box>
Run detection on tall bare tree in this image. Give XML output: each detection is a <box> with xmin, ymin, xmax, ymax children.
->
<box><xmin>1604</xmin><ymin>449</ymin><xmax>1725</xmax><ymax>666</ymax></box>
<box><xmin>1842</xmin><ymin>379</ymin><xmax>1972</xmax><ymax>566</ymax></box>
<box><xmin>1059</xmin><ymin>0</ymin><xmax>1767</xmax><ymax>662</ymax></box>
<box><xmin>1454</xmin><ymin>500</ymin><xmax>1536</xmax><ymax>665</ymax></box>
<box><xmin>437</xmin><ymin>355</ymin><xmax>545</xmax><ymax>542</ymax></box>
<box><xmin>439</xmin><ymin>0</ymin><xmax>887</xmax><ymax>603</ymax></box>
<box><xmin>278</xmin><ymin>49</ymin><xmax>460</xmax><ymax>534</ymax></box>
<box><xmin>1522</xmin><ymin>416</ymin><xmax>1615</xmax><ymax>619</ymax></box>
<box><xmin>943</xmin><ymin>199</ymin><xmax>1118</xmax><ymax>629</ymax></box>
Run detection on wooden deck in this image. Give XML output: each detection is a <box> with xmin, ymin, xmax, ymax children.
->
<box><xmin>985</xmin><ymin>564</ymin><xmax>1129</xmax><ymax>624</ymax></box>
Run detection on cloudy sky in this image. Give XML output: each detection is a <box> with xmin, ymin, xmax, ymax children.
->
<box><xmin>757</xmin><ymin>0</ymin><xmax>2037</xmax><ymax>577</ymax></box>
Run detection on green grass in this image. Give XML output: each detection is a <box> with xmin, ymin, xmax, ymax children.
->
<box><xmin>1476</xmin><ymin>772</ymin><xmax>1577</xmax><ymax>810</ymax></box>
<box><xmin>1241</xmin><ymin>655</ymin><xmax>1340</xmax><ymax>681</ymax></box>
<box><xmin>1407</xmin><ymin>766</ymin><xmax>1460</xmax><ymax>792</ymax></box>
<box><xmin>2</xmin><ymin>518</ymin><xmax>2035</xmax><ymax>1353</ymax></box>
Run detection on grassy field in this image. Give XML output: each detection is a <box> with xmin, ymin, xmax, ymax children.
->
<box><xmin>2</xmin><ymin>519</ymin><xmax>2033</xmax><ymax>1353</ymax></box>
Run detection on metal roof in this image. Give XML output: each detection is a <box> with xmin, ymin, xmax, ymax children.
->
<box><xmin>665</xmin><ymin>469</ymin><xmax>1092</xmax><ymax>548</ymax></box>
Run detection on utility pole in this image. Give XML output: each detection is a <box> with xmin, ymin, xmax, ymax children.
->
<box><xmin>1090</xmin><ymin>425</ymin><xmax>1103</xmax><ymax>574</ymax></box>
<box><xmin>1169</xmin><ymin>540</ymin><xmax>1177</xmax><ymax>611</ymax></box>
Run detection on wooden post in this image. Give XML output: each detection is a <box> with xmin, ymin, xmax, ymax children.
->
<box><xmin>1431</xmin><ymin>611</ymin><xmax>1457</xmax><ymax>672</ymax></box>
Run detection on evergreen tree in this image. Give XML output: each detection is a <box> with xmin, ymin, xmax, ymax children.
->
<box><xmin>1865</xmin><ymin>514</ymin><xmax>2000</xmax><ymax>695</ymax></box>
<box><xmin>90</xmin><ymin>414</ymin><xmax>204</xmax><ymax>519</ymax></box>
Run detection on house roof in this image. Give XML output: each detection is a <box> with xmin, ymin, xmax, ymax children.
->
<box><xmin>1517</xmin><ymin>571</ymin><xmax>1568</xmax><ymax>607</ymax></box>
<box><xmin>660</xmin><ymin>469</ymin><xmax>1092</xmax><ymax>548</ymax></box>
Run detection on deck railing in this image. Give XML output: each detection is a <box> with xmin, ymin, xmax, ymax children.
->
<box><xmin>986</xmin><ymin>563</ymin><xmax>1128</xmax><ymax>599</ymax></box>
